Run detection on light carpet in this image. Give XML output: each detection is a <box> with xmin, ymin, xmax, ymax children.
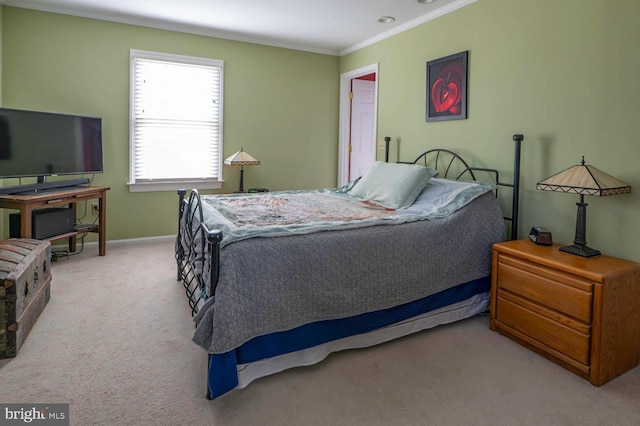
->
<box><xmin>1</xmin><ymin>239</ymin><xmax>639</xmax><ymax>425</ymax></box>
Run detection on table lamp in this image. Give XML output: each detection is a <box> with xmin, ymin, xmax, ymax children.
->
<box><xmin>536</xmin><ymin>156</ymin><xmax>631</xmax><ymax>257</ymax></box>
<box><xmin>224</xmin><ymin>147</ymin><xmax>260</xmax><ymax>193</ymax></box>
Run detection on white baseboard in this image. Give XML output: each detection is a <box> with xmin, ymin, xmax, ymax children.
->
<box><xmin>52</xmin><ymin>234</ymin><xmax>175</xmax><ymax>249</ymax></box>
<box><xmin>105</xmin><ymin>234</ymin><xmax>175</xmax><ymax>246</ymax></box>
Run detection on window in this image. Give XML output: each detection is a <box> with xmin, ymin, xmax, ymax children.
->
<box><xmin>129</xmin><ymin>50</ymin><xmax>224</xmax><ymax>192</ymax></box>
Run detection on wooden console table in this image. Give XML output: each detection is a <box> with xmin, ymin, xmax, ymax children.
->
<box><xmin>0</xmin><ymin>186</ymin><xmax>110</xmax><ymax>256</ymax></box>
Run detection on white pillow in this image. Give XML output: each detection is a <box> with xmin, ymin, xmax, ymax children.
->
<box><xmin>348</xmin><ymin>161</ymin><xmax>434</xmax><ymax>209</ymax></box>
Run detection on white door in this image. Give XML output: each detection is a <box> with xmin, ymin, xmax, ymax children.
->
<box><xmin>349</xmin><ymin>79</ymin><xmax>376</xmax><ymax>181</ymax></box>
<box><xmin>338</xmin><ymin>63</ymin><xmax>378</xmax><ymax>187</ymax></box>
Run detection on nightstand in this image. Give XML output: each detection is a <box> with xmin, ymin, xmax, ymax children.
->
<box><xmin>490</xmin><ymin>239</ymin><xmax>640</xmax><ymax>386</ymax></box>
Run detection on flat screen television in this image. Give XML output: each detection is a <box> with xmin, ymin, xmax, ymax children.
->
<box><xmin>0</xmin><ymin>107</ymin><xmax>103</xmax><ymax>194</ymax></box>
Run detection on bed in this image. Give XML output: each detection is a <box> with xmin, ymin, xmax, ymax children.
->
<box><xmin>176</xmin><ymin>134</ymin><xmax>524</xmax><ymax>399</ymax></box>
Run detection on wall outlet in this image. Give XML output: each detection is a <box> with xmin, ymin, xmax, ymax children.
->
<box><xmin>92</xmin><ymin>203</ymin><xmax>99</xmax><ymax>215</ymax></box>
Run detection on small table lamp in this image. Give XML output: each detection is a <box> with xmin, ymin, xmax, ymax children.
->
<box><xmin>224</xmin><ymin>147</ymin><xmax>260</xmax><ymax>193</ymax></box>
<box><xmin>537</xmin><ymin>156</ymin><xmax>631</xmax><ymax>257</ymax></box>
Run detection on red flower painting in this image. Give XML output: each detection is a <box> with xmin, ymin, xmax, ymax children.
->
<box><xmin>426</xmin><ymin>51</ymin><xmax>468</xmax><ymax>122</ymax></box>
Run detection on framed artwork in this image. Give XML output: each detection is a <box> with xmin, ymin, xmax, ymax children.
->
<box><xmin>426</xmin><ymin>50</ymin><xmax>468</xmax><ymax>122</ymax></box>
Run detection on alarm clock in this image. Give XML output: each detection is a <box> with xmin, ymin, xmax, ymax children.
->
<box><xmin>529</xmin><ymin>227</ymin><xmax>553</xmax><ymax>246</ymax></box>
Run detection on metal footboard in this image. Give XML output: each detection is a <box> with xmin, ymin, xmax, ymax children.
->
<box><xmin>176</xmin><ymin>189</ymin><xmax>222</xmax><ymax>316</ymax></box>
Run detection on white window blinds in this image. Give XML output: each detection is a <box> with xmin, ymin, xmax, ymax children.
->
<box><xmin>129</xmin><ymin>50</ymin><xmax>223</xmax><ymax>191</ymax></box>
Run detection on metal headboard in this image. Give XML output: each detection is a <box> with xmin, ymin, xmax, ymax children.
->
<box><xmin>385</xmin><ymin>134</ymin><xmax>523</xmax><ymax>240</ymax></box>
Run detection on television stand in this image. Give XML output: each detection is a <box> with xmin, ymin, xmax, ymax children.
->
<box><xmin>0</xmin><ymin>178</ymin><xmax>90</xmax><ymax>196</ymax></box>
<box><xmin>0</xmin><ymin>186</ymin><xmax>110</xmax><ymax>256</ymax></box>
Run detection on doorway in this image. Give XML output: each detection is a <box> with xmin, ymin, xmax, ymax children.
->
<box><xmin>338</xmin><ymin>64</ymin><xmax>379</xmax><ymax>187</ymax></box>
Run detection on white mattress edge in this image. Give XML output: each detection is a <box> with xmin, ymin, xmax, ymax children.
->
<box><xmin>235</xmin><ymin>291</ymin><xmax>490</xmax><ymax>389</ymax></box>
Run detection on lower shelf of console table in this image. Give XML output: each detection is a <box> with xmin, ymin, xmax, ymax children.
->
<box><xmin>0</xmin><ymin>186</ymin><xmax>110</xmax><ymax>256</ymax></box>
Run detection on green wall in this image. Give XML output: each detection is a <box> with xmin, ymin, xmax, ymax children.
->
<box><xmin>341</xmin><ymin>0</ymin><xmax>640</xmax><ymax>261</ymax></box>
<box><xmin>0</xmin><ymin>6</ymin><xmax>3</xmax><ymax>103</ymax></box>
<box><xmin>1</xmin><ymin>7</ymin><xmax>340</xmax><ymax>241</ymax></box>
<box><xmin>0</xmin><ymin>7</ymin><xmax>2</xmax><ymax>237</ymax></box>
<box><xmin>2</xmin><ymin>2</ymin><xmax>639</xmax><ymax>262</ymax></box>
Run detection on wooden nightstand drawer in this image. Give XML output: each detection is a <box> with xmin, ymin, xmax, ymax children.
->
<box><xmin>496</xmin><ymin>296</ymin><xmax>590</xmax><ymax>365</ymax></box>
<box><xmin>497</xmin><ymin>255</ymin><xmax>593</xmax><ymax>324</ymax></box>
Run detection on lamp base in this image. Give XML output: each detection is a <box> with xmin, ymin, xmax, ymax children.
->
<box><xmin>559</xmin><ymin>244</ymin><xmax>601</xmax><ymax>258</ymax></box>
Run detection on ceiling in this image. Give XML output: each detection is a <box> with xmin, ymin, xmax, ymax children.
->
<box><xmin>1</xmin><ymin>0</ymin><xmax>475</xmax><ymax>56</ymax></box>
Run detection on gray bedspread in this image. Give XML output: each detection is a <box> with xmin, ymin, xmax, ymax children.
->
<box><xmin>191</xmin><ymin>191</ymin><xmax>505</xmax><ymax>354</ymax></box>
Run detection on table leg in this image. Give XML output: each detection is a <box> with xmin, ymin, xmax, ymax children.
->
<box><xmin>98</xmin><ymin>191</ymin><xmax>106</xmax><ymax>256</ymax></box>
<box><xmin>69</xmin><ymin>203</ymin><xmax>77</xmax><ymax>252</ymax></box>
<box><xmin>20</xmin><ymin>205</ymin><xmax>33</xmax><ymax>238</ymax></box>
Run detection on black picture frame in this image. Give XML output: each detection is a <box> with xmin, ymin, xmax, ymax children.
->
<box><xmin>426</xmin><ymin>50</ymin><xmax>468</xmax><ymax>122</ymax></box>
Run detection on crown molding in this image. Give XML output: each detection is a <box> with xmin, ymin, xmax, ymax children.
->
<box><xmin>340</xmin><ymin>0</ymin><xmax>478</xmax><ymax>56</ymax></box>
<box><xmin>2</xmin><ymin>0</ymin><xmax>477</xmax><ymax>57</ymax></box>
<box><xmin>1</xmin><ymin>0</ymin><xmax>339</xmax><ymax>55</ymax></box>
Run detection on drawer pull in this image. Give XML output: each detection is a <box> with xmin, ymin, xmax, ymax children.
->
<box><xmin>46</xmin><ymin>199</ymin><xmax>64</xmax><ymax>204</ymax></box>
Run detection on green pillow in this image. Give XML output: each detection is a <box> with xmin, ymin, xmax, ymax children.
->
<box><xmin>349</xmin><ymin>161</ymin><xmax>433</xmax><ymax>209</ymax></box>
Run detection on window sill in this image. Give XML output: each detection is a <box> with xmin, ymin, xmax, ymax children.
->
<box><xmin>128</xmin><ymin>180</ymin><xmax>223</xmax><ymax>193</ymax></box>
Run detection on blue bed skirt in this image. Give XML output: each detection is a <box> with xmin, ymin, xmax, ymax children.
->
<box><xmin>207</xmin><ymin>276</ymin><xmax>490</xmax><ymax>399</ymax></box>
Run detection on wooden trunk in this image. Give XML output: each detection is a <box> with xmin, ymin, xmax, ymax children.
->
<box><xmin>0</xmin><ymin>238</ymin><xmax>52</xmax><ymax>359</ymax></box>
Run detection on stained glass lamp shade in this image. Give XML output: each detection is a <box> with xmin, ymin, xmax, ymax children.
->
<box><xmin>537</xmin><ymin>157</ymin><xmax>631</xmax><ymax>257</ymax></box>
<box><xmin>224</xmin><ymin>147</ymin><xmax>260</xmax><ymax>193</ymax></box>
